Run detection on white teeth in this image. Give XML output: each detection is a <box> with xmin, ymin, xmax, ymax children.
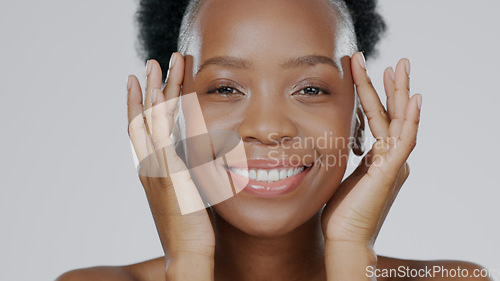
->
<box><xmin>232</xmin><ymin>168</ymin><xmax>248</xmax><ymax>178</ymax></box>
<box><xmin>248</xmin><ymin>169</ymin><xmax>257</xmax><ymax>180</ymax></box>
<box><xmin>293</xmin><ymin>166</ymin><xmax>304</xmax><ymax>175</ymax></box>
<box><xmin>279</xmin><ymin>169</ymin><xmax>287</xmax><ymax>180</ymax></box>
<box><xmin>268</xmin><ymin>169</ymin><xmax>279</xmax><ymax>181</ymax></box>
<box><xmin>230</xmin><ymin>166</ymin><xmax>309</xmax><ymax>183</ymax></box>
<box><xmin>257</xmin><ymin>169</ymin><xmax>268</xmax><ymax>181</ymax></box>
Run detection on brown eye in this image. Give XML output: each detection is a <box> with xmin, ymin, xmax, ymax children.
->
<box><xmin>207</xmin><ymin>85</ymin><xmax>241</xmax><ymax>95</ymax></box>
<box><xmin>298</xmin><ymin>86</ymin><xmax>327</xmax><ymax>95</ymax></box>
<box><xmin>204</xmin><ymin>83</ymin><xmax>244</xmax><ymax>102</ymax></box>
<box><xmin>216</xmin><ymin>87</ymin><xmax>238</xmax><ymax>94</ymax></box>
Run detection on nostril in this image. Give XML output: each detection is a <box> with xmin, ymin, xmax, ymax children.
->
<box><xmin>237</xmin><ymin>119</ymin><xmax>298</xmax><ymax>146</ymax></box>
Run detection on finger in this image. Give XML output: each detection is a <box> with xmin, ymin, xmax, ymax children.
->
<box><xmin>151</xmin><ymin>89</ymin><xmax>174</xmax><ymax>148</ymax></box>
<box><xmin>392</xmin><ymin>94</ymin><xmax>421</xmax><ymax>169</ymax></box>
<box><xmin>127</xmin><ymin>75</ymin><xmax>150</xmax><ymax>163</ymax></box>
<box><xmin>343</xmin><ymin>133</ymin><xmax>391</xmax><ymax>189</ymax></box>
<box><xmin>150</xmin><ymin>85</ymin><xmax>208</xmax><ymax>215</ymax></box>
<box><xmin>383</xmin><ymin>67</ymin><xmax>396</xmax><ymax>119</ymax></box>
<box><xmin>351</xmin><ymin>52</ymin><xmax>390</xmax><ymax>140</ymax></box>
<box><xmin>151</xmin><ymin>88</ymin><xmax>184</xmax><ymax>171</ymax></box>
<box><xmin>180</xmin><ymin>55</ymin><xmax>209</xmax><ymax>139</ymax></box>
<box><xmin>144</xmin><ymin>59</ymin><xmax>164</xmax><ymax>139</ymax></box>
<box><xmin>151</xmin><ymin>53</ymin><xmax>186</xmax><ymax>176</ymax></box>
<box><xmin>127</xmin><ymin>75</ymin><xmax>143</xmax><ymax>127</ymax></box>
<box><xmin>354</xmin><ymin>94</ymin><xmax>419</xmax><ymax>201</ymax></box>
<box><xmin>151</xmin><ymin>52</ymin><xmax>183</xmax><ymax>151</ymax></box>
<box><xmin>145</xmin><ymin>59</ymin><xmax>164</xmax><ymax>109</ymax></box>
<box><xmin>163</xmin><ymin>52</ymin><xmax>184</xmax><ymax>125</ymax></box>
<box><xmin>388</xmin><ymin>59</ymin><xmax>411</xmax><ymax>139</ymax></box>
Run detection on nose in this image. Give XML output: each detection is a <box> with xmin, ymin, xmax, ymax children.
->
<box><xmin>237</xmin><ymin>95</ymin><xmax>298</xmax><ymax>145</ymax></box>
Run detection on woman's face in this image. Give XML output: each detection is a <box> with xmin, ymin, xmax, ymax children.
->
<box><xmin>182</xmin><ymin>0</ymin><xmax>356</xmax><ymax>237</ymax></box>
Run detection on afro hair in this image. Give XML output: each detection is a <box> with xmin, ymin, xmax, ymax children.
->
<box><xmin>136</xmin><ymin>0</ymin><xmax>386</xmax><ymax>81</ymax></box>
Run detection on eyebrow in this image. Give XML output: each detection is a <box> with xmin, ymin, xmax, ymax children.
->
<box><xmin>281</xmin><ymin>55</ymin><xmax>339</xmax><ymax>70</ymax></box>
<box><xmin>197</xmin><ymin>56</ymin><xmax>251</xmax><ymax>75</ymax></box>
<box><xmin>196</xmin><ymin>54</ymin><xmax>339</xmax><ymax>75</ymax></box>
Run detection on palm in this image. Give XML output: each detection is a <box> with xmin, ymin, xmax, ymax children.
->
<box><xmin>321</xmin><ymin>54</ymin><xmax>421</xmax><ymax>244</ymax></box>
<box><xmin>128</xmin><ymin>56</ymin><xmax>215</xmax><ymax>257</ymax></box>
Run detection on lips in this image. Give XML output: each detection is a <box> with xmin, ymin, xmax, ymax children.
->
<box><xmin>225</xmin><ymin>159</ymin><xmax>312</xmax><ymax>198</ymax></box>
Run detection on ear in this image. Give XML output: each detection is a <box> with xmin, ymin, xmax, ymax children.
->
<box><xmin>352</xmin><ymin>104</ymin><xmax>366</xmax><ymax>157</ymax></box>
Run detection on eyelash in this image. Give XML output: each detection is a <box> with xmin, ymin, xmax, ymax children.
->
<box><xmin>205</xmin><ymin>83</ymin><xmax>331</xmax><ymax>96</ymax></box>
<box><xmin>295</xmin><ymin>85</ymin><xmax>330</xmax><ymax>96</ymax></box>
<box><xmin>206</xmin><ymin>82</ymin><xmax>243</xmax><ymax>95</ymax></box>
<box><xmin>207</xmin><ymin>86</ymin><xmax>240</xmax><ymax>95</ymax></box>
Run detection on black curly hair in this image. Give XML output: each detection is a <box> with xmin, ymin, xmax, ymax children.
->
<box><xmin>136</xmin><ymin>0</ymin><xmax>386</xmax><ymax>81</ymax></box>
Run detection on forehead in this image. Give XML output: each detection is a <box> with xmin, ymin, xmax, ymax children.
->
<box><xmin>191</xmin><ymin>0</ymin><xmax>340</xmax><ymax>62</ymax></box>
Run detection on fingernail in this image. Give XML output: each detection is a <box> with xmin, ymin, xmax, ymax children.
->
<box><xmin>146</xmin><ymin>60</ymin><xmax>152</xmax><ymax>76</ymax></box>
<box><xmin>357</xmin><ymin>52</ymin><xmax>366</xmax><ymax>69</ymax></box>
<box><xmin>151</xmin><ymin>89</ymin><xmax>158</xmax><ymax>104</ymax></box>
<box><xmin>388</xmin><ymin>67</ymin><xmax>395</xmax><ymax>80</ymax></box>
<box><xmin>165</xmin><ymin>53</ymin><xmax>177</xmax><ymax>83</ymax></box>
<box><xmin>126</xmin><ymin>75</ymin><xmax>132</xmax><ymax>91</ymax></box>
<box><xmin>405</xmin><ymin>59</ymin><xmax>411</xmax><ymax>76</ymax></box>
<box><xmin>169</xmin><ymin>53</ymin><xmax>176</xmax><ymax>69</ymax></box>
<box><xmin>416</xmin><ymin>94</ymin><xmax>422</xmax><ymax>109</ymax></box>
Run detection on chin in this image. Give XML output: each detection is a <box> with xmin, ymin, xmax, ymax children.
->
<box><xmin>209</xmin><ymin>156</ymin><xmax>347</xmax><ymax>238</ymax></box>
<box><xmin>211</xmin><ymin>192</ymin><xmax>329</xmax><ymax>239</ymax></box>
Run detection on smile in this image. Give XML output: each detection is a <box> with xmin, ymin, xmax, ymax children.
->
<box><xmin>228</xmin><ymin>166</ymin><xmax>308</xmax><ymax>183</ymax></box>
<box><xmin>224</xmin><ymin>160</ymin><xmax>313</xmax><ymax>198</ymax></box>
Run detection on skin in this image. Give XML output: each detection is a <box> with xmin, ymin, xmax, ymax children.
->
<box><xmin>57</xmin><ymin>0</ymin><xmax>491</xmax><ymax>280</ymax></box>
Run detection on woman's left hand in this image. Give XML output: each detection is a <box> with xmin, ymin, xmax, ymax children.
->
<box><xmin>321</xmin><ymin>52</ymin><xmax>422</xmax><ymax>280</ymax></box>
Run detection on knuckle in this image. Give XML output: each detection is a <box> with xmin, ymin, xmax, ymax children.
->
<box><xmin>392</xmin><ymin>112</ymin><xmax>404</xmax><ymax>120</ymax></box>
<box><xmin>396</xmin><ymin>136</ymin><xmax>416</xmax><ymax>151</ymax></box>
<box><xmin>394</xmin><ymin>85</ymin><xmax>409</xmax><ymax>94</ymax></box>
<box><xmin>364</xmin><ymin>107</ymin><xmax>387</xmax><ymax>122</ymax></box>
<box><xmin>363</xmin><ymin>78</ymin><xmax>375</xmax><ymax>89</ymax></box>
<box><xmin>367</xmin><ymin>79</ymin><xmax>374</xmax><ymax>88</ymax></box>
<box><xmin>355</xmin><ymin>76</ymin><xmax>373</xmax><ymax>89</ymax></box>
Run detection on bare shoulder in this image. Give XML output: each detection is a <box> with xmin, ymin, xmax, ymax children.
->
<box><xmin>55</xmin><ymin>255</ymin><xmax>493</xmax><ymax>281</ymax></box>
<box><xmin>55</xmin><ymin>256</ymin><xmax>166</xmax><ymax>281</ymax></box>
<box><xmin>377</xmin><ymin>255</ymin><xmax>493</xmax><ymax>281</ymax></box>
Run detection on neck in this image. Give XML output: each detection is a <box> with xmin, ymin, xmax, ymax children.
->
<box><xmin>212</xmin><ymin>209</ymin><xmax>327</xmax><ymax>281</ymax></box>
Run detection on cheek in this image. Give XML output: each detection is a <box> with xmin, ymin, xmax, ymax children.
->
<box><xmin>196</xmin><ymin>97</ymin><xmax>245</xmax><ymax>133</ymax></box>
<box><xmin>292</xmin><ymin>99</ymin><xmax>354</xmax><ymax>196</ymax></box>
<box><xmin>293</xmin><ymin>95</ymin><xmax>355</xmax><ymax>145</ymax></box>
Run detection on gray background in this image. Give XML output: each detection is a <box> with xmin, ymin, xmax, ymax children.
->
<box><xmin>0</xmin><ymin>1</ymin><xmax>499</xmax><ymax>280</ymax></box>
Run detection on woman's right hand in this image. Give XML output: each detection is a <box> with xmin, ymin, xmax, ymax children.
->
<box><xmin>127</xmin><ymin>53</ymin><xmax>215</xmax><ymax>280</ymax></box>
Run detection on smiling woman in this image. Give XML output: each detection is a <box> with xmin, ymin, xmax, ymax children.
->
<box><xmin>55</xmin><ymin>0</ymin><xmax>492</xmax><ymax>281</ymax></box>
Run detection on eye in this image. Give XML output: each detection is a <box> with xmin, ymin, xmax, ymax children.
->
<box><xmin>296</xmin><ymin>86</ymin><xmax>329</xmax><ymax>96</ymax></box>
<box><xmin>206</xmin><ymin>83</ymin><xmax>243</xmax><ymax>95</ymax></box>
<box><xmin>213</xmin><ymin>86</ymin><xmax>238</xmax><ymax>95</ymax></box>
<box><xmin>203</xmin><ymin>81</ymin><xmax>245</xmax><ymax>102</ymax></box>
